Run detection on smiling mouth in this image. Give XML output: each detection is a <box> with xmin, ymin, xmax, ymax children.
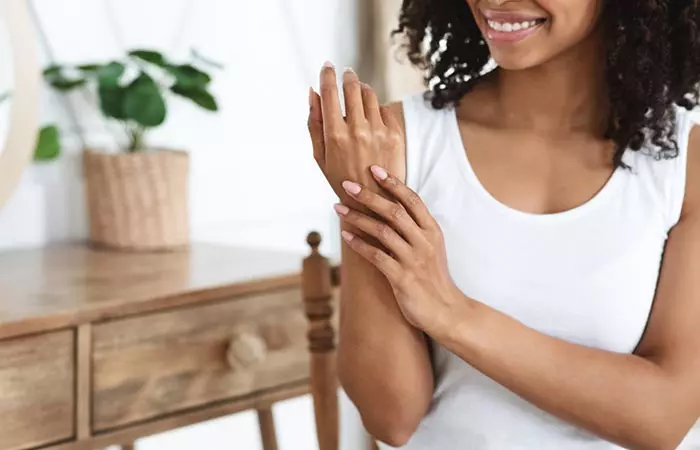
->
<box><xmin>486</xmin><ymin>18</ymin><xmax>546</xmax><ymax>33</ymax></box>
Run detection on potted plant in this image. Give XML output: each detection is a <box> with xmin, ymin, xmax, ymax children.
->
<box><xmin>43</xmin><ymin>49</ymin><xmax>220</xmax><ymax>251</ymax></box>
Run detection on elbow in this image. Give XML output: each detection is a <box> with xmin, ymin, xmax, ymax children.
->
<box><xmin>622</xmin><ymin>409</ymin><xmax>696</xmax><ymax>450</ymax></box>
<box><xmin>363</xmin><ymin>411</ymin><xmax>421</xmax><ymax>448</ymax></box>
<box><xmin>631</xmin><ymin>433</ymin><xmax>684</xmax><ymax>450</ymax></box>
<box><xmin>338</xmin><ymin>370</ymin><xmax>424</xmax><ymax>447</ymax></box>
<box><xmin>643</xmin><ymin>423</ymin><xmax>694</xmax><ymax>450</ymax></box>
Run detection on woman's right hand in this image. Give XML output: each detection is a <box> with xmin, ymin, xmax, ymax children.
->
<box><xmin>308</xmin><ymin>62</ymin><xmax>406</xmax><ymax>210</ymax></box>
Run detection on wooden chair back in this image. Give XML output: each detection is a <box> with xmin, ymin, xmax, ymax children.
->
<box><xmin>302</xmin><ymin>232</ymin><xmax>380</xmax><ymax>450</ymax></box>
<box><xmin>302</xmin><ymin>231</ymin><xmax>340</xmax><ymax>450</ymax></box>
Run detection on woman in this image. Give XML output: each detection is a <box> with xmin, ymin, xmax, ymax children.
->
<box><xmin>307</xmin><ymin>1</ymin><xmax>700</xmax><ymax>448</ymax></box>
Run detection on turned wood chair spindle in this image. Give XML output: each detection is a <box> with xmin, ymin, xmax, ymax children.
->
<box><xmin>302</xmin><ymin>232</ymin><xmax>339</xmax><ymax>450</ymax></box>
<box><xmin>303</xmin><ymin>232</ymin><xmax>379</xmax><ymax>450</ymax></box>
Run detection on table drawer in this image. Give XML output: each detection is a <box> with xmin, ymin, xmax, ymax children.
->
<box><xmin>0</xmin><ymin>330</ymin><xmax>75</xmax><ymax>450</ymax></box>
<box><xmin>92</xmin><ymin>288</ymin><xmax>309</xmax><ymax>431</ymax></box>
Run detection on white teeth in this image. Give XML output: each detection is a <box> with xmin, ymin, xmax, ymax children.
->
<box><xmin>487</xmin><ymin>19</ymin><xmax>541</xmax><ymax>33</ymax></box>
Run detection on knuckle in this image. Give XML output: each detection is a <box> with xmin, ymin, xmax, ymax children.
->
<box><xmin>405</xmin><ymin>192</ymin><xmax>421</xmax><ymax>207</ymax></box>
<box><xmin>430</xmin><ymin>222</ymin><xmax>444</xmax><ymax>239</ymax></box>
<box><xmin>371</xmin><ymin>249</ymin><xmax>386</xmax><ymax>264</ymax></box>
<box><xmin>387</xmin><ymin>130</ymin><xmax>402</xmax><ymax>146</ymax></box>
<box><xmin>328</xmin><ymin>131</ymin><xmax>348</xmax><ymax>145</ymax></box>
<box><xmin>350</xmin><ymin>126</ymin><xmax>371</xmax><ymax>143</ymax></box>
<box><xmin>376</xmin><ymin>222</ymin><xmax>391</xmax><ymax>240</ymax></box>
<box><xmin>390</xmin><ymin>205</ymin><xmax>406</xmax><ymax>221</ymax></box>
<box><xmin>373</xmin><ymin>128</ymin><xmax>389</xmax><ymax>142</ymax></box>
<box><xmin>320</xmin><ymin>83</ymin><xmax>336</xmax><ymax>96</ymax></box>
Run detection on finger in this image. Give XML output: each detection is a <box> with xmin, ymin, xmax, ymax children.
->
<box><xmin>341</xmin><ymin>230</ymin><xmax>403</xmax><ymax>283</ymax></box>
<box><xmin>308</xmin><ymin>88</ymin><xmax>325</xmax><ymax>166</ymax></box>
<box><xmin>335</xmin><ymin>204</ymin><xmax>413</xmax><ymax>262</ymax></box>
<box><xmin>343</xmin><ymin>68</ymin><xmax>366</xmax><ymax>126</ymax></box>
<box><xmin>361</xmin><ymin>83</ymin><xmax>383</xmax><ymax>126</ymax></box>
<box><xmin>380</xmin><ymin>105</ymin><xmax>401</xmax><ymax>133</ymax></box>
<box><xmin>319</xmin><ymin>61</ymin><xmax>344</xmax><ymax>136</ymax></box>
<box><xmin>341</xmin><ymin>180</ymin><xmax>426</xmax><ymax>246</ymax></box>
<box><xmin>369</xmin><ymin>166</ymin><xmax>434</xmax><ymax>229</ymax></box>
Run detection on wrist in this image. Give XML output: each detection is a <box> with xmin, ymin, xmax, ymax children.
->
<box><xmin>432</xmin><ymin>289</ymin><xmax>484</xmax><ymax>353</ymax></box>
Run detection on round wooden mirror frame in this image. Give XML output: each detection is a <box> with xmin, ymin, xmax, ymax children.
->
<box><xmin>0</xmin><ymin>0</ymin><xmax>40</xmax><ymax>208</ymax></box>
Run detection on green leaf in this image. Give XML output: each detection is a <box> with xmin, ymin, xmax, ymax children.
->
<box><xmin>78</xmin><ymin>64</ymin><xmax>101</xmax><ymax>72</ymax></box>
<box><xmin>43</xmin><ymin>65</ymin><xmax>63</xmax><ymax>81</ymax></box>
<box><xmin>191</xmin><ymin>49</ymin><xmax>225</xmax><ymax>70</ymax></box>
<box><xmin>129</xmin><ymin>49</ymin><xmax>168</xmax><ymax>67</ymax></box>
<box><xmin>49</xmin><ymin>78</ymin><xmax>86</xmax><ymax>91</ymax></box>
<box><xmin>34</xmin><ymin>125</ymin><xmax>61</xmax><ymax>161</ymax></box>
<box><xmin>97</xmin><ymin>62</ymin><xmax>125</xmax><ymax>87</ymax></box>
<box><xmin>124</xmin><ymin>73</ymin><xmax>167</xmax><ymax>127</ymax></box>
<box><xmin>167</xmin><ymin>64</ymin><xmax>212</xmax><ymax>88</ymax></box>
<box><xmin>99</xmin><ymin>85</ymin><xmax>128</xmax><ymax>120</ymax></box>
<box><xmin>171</xmin><ymin>84</ymin><xmax>218</xmax><ymax>111</ymax></box>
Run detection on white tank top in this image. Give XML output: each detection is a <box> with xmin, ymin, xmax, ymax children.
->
<box><xmin>387</xmin><ymin>93</ymin><xmax>700</xmax><ymax>450</ymax></box>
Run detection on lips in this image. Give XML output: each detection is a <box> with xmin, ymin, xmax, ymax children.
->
<box><xmin>481</xmin><ymin>9</ymin><xmax>547</xmax><ymax>23</ymax></box>
<box><xmin>480</xmin><ymin>9</ymin><xmax>548</xmax><ymax>43</ymax></box>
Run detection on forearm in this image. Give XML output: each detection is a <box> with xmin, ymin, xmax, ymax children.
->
<box><xmin>338</xmin><ymin>223</ymin><xmax>433</xmax><ymax>444</ymax></box>
<box><xmin>439</xmin><ymin>299</ymin><xmax>694</xmax><ymax>450</ymax></box>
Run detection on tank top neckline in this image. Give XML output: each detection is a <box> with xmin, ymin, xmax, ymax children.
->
<box><xmin>446</xmin><ymin>106</ymin><xmax>626</xmax><ymax>224</ymax></box>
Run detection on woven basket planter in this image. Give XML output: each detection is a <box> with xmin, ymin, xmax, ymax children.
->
<box><xmin>83</xmin><ymin>149</ymin><xmax>189</xmax><ymax>251</ymax></box>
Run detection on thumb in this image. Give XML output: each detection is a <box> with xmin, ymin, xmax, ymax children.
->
<box><xmin>308</xmin><ymin>88</ymin><xmax>326</xmax><ymax>166</ymax></box>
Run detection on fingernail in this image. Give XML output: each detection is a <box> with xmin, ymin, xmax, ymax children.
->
<box><xmin>371</xmin><ymin>165</ymin><xmax>388</xmax><ymax>181</ymax></box>
<box><xmin>334</xmin><ymin>204</ymin><xmax>349</xmax><ymax>216</ymax></box>
<box><xmin>323</xmin><ymin>60</ymin><xmax>335</xmax><ymax>69</ymax></box>
<box><xmin>308</xmin><ymin>87</ymin><xmax>314</xmax><ymax>109</ymax></box>
<box><xmin>343</xmin><ymin>68</ymin><xmax>357</xmax><ymax>83</ymax></box>
<box><xmin>341</xmin><ymin>230</ymin><xmax>355</xmax><ymax>242</ymax></box>
<box><xmin>342</xmin><ymin>181</ymin><xmax>362</xmax><ymax>195</ymax></box>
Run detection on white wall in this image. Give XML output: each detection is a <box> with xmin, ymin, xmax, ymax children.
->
<box><xmin>0</xmin><ymin>0</ymin><xmax>356</xmax><ymax>255</ymax></box>
<box><xmin>0</xmin><ymin>0</ymin><xmax>367</xmax><ymax>448</ymax></box>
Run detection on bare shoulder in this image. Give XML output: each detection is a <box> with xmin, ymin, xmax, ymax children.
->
<box><xmin>682</xmin><ymin>124</ymin><xmax>700</xmax><ymax>218</ymax></box>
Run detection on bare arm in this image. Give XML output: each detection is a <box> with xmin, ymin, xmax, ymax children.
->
<box><xmin>307</xmin><ymin>65</ymin><xmax>433</xmax><ymax>445</ymax></box>
<box><xmin>334</xmin><ymin>126</ymin><xmax>700</xmax><ymax>450</ymax></box>
<box><xmin>439</xmin><ymin>127</ymin><xmax>700</xmax><ymax>450</ymax></box>
<box><xmin>338</xmin><ymin>216</ymin><xmax>433</xmax><ymax>446</ymax></box>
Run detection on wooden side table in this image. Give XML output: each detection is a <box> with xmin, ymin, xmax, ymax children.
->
<box><xmin>0</xmin><ymin>244</ymin><xmax>311</xmax><ymax>450</ymax></box>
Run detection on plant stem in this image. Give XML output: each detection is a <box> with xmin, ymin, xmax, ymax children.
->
<box><xmin>128</xmin><ymin>125</ymin><xmax>147</xmax><ymax>152</ymax></box>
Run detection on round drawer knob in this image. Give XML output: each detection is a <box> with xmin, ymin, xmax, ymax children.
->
<box><xmin>226</xmin><ymin>332</ymin><xmax>268</xmax><ymax>371</ymax></box>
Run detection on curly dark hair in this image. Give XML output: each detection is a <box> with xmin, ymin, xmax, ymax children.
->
<box><xmin>393</xmin><ymin>1</ymin><xmax>700</xmax><ymax>166</ymax></box>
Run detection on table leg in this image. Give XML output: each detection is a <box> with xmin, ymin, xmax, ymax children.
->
<box><xmin>257</xmin><ymin>408</ymin><xmax>279</xmax><ymax>450</ymax></box>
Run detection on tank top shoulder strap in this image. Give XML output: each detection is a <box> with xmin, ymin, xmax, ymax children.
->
<box><xmin>401</xmin><ymin>92</ymin><xmax>453</xmax><ymax>193</ymax></box>
<box><xmin>627</xmin><ymin>105</ymin><xmax>700</xmax><ymax>232</ymax></box>
<box><xmin>665</xmin><ymin>106</ymin><xmax>700</xmax><ymax>228</ymax></box>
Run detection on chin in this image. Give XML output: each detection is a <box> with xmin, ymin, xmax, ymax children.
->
<box><xmin>490</xmin><ymin>51</ymin><xmax>549</xmax><ymax>71</ymax></box>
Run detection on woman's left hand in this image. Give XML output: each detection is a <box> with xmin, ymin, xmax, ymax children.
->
<box><xmin>334</xmin><ymin>165</ymin><xmax>472</xmax><ymax>338</ymax></box>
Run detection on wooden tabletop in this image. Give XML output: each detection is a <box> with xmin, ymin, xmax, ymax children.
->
<box><xmin>0</xmin><ymin>244</ymin><xmax>306</xmax><ymax>339</ymax></box>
